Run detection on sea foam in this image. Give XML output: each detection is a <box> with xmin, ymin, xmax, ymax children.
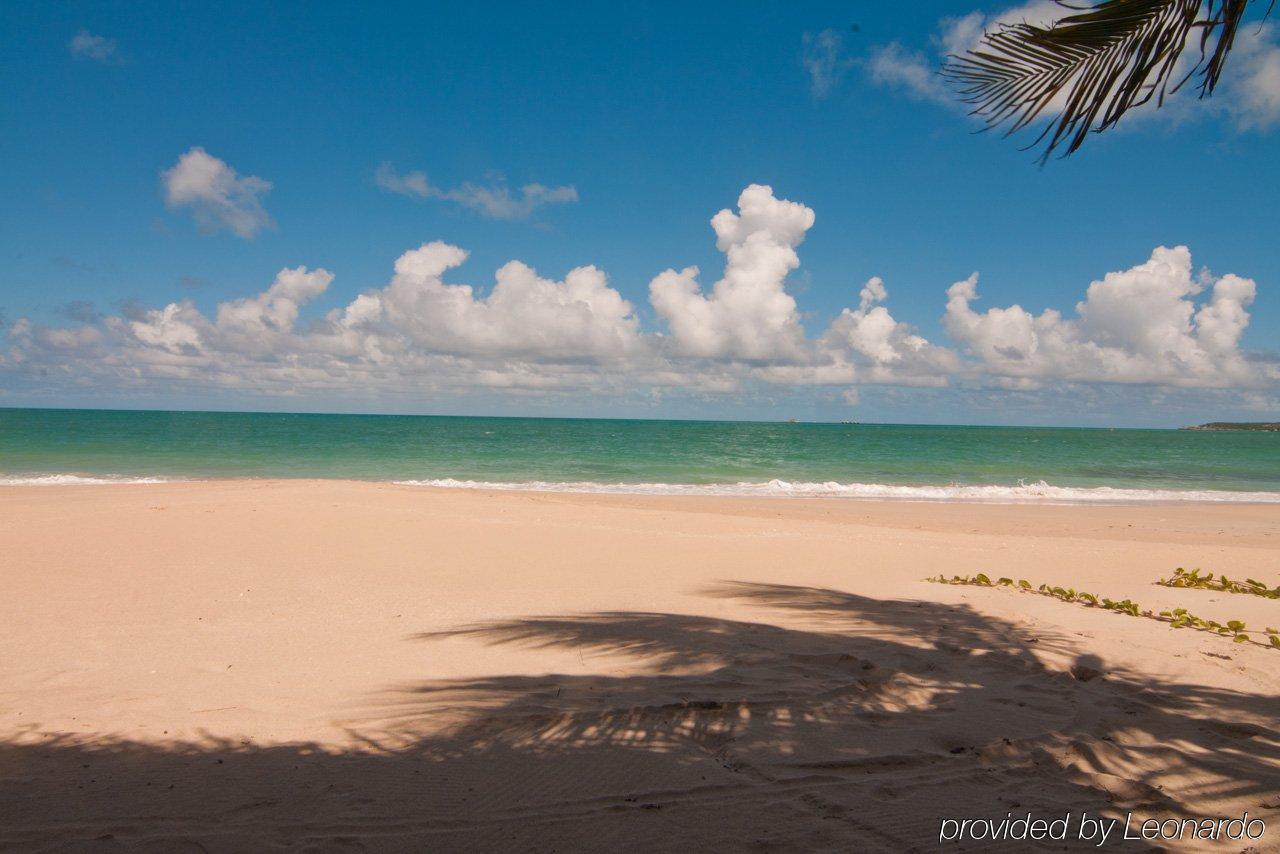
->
<box><xmin>394</xmin><ymin>477</ymin><xmax>1280</xmax><ymax>504</ymax></box>
<box><xmin>6</xmin><ymin>472</ymin><xmax>1276</xmax><ymax>503</ymax></box>
<box><xmin>0</xmin><ymin>473</ymin><xmax>172</xmax><ymax>485</ymax></box>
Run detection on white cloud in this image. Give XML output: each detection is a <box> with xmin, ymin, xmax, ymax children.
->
<box><xmin>865</xmin><ymin>3</ymin><xmax>1060</xmax><ymax>107</ymax></box>
<box><xmin>937</xmin><ymin>11</ymin><xmax>988</xmax><ymax>58</ymax></box>
<box><xmin>68</xmin><ymin>30</ymin><xmax>119</xmax><ymax>63</ymax></box>
<box><xmin>120</xmin><ymin>266</ymin><xmax>334</xmax><ymax>364</ymax></box>
<box><xmin>161</xmin><ymin>148</ymin><xmax>273</xmax><ymax>238</ymax></box>
<box><xmin>375</xmin><ymin>163</ymin><xmax>578</xmax><ymax>220</ymax></box>
<box><xmin>943</xmin><ymin>246</ymin><xmax>1269</xmax><ymax>388</ymax></box>
<box><xmin>214</xmin><ymin>267</ymin><xmax>334</xmax><ymax>353</ymax></box>
<box><xmin>819</xmin><ymin>276</ymin><xmax>961</xmax><ymax>386</ymax></box>
<box><xmin>866</xmin><ymin>42</ymin><xmax>951</xmax><ymax>105</ymax></box>
<box><xmin>1225</xmin><ymin>24</ymin><xmax>1280</xmax><ymax>131</ymax></box>
<box><xmin>6</xmin><ymin>240</ymin><xmax>645</xmax><ymax>398</ymax></box>
<box><xmin>373</xmin><ymin>165</ymin><xmax>433</xmax><ymax>198</ymax></box>
<box><xmin>650</xmin><ymin>184</ymin><xmax>813</xmax><ymax>362</ymax></box>
<box><xmin>336</xmin><ymin>241</ymin><xmax>641</xmax><ymax>360</ymax></box>
<box><xmin>2</xmin><ymin>186</ymin><xmax>1274</xmax><ymax>407</ymax></box>
<box><xmin>803</xmin><ymin>29</ymin><xmax>850</xmax><ymax>98</ymax></box>
<box><xmin>127</xmin><ymin>302</ymin><xmax>205</xmax><ymax>355</ymax></box>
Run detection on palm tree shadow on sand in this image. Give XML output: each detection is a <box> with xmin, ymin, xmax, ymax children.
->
<box><xmin>3</xmin><ymin>582</ymin><xmax>1277</xmax><ymax>851</ymax></box>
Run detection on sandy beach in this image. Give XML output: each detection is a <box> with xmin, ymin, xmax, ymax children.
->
<box><xmin>2</xmin><ymin>480</ymin><xmax>1278</xmax><ymax>851</ymax></box>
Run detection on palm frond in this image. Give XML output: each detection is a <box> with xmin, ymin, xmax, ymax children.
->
<box><xmin>1192</xmin><ymin>0</ymin><xmax>1253</xmax><ymax>95</ymax></box>
<box><xmin>943</xmin><ymin>0</ymin><xmax>1255</xmax><ymax>160</ymax></box>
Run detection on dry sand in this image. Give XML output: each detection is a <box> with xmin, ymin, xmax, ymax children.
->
<box><xmin>1</xmin><ymin>480</ymin><xmax>1278</xmax><ymax>851</ymax></box>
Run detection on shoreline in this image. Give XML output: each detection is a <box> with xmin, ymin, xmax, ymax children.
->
<box><xmin>4</xmin><ymin>473</ymin><xmax>1280</xmax><ymax>505</ymax></box>
<box><xmin>4</xmin><ymin>476</ymin><xmax>1279</xmax><ymax>547</ymax></box>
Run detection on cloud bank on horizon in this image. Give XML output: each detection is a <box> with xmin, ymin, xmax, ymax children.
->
<box><xmin>3</xmin><ymin>183</ymin><xmax>1275</xmax><ymax>409</ymax></box>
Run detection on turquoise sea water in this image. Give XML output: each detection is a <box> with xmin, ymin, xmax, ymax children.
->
<box><xmin>1</xmin><ymin>407</ymin><xmax>1277</xmax><ymax>501</ymax></box>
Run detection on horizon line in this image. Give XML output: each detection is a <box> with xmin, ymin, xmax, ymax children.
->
<box><xmin>0</xmin><ymin>403</ymin><xmax>1211</xmax><ymax>431</ymax></box>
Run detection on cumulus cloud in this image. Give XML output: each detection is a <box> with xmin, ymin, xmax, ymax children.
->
<box><xmin>650</xmin><ymin>184</ymin><xmax>813</xmax><ymax>362</ymax></box>
<box><xmin>819</xmin><ymin>276</ymin><xmax>961</xmax><ymax>386</ymax></box>
<box><xmin>162</xmin><ymin>148</ymin><xmax>273</xmax><ymax>238</ymax></box>
<box><xmin>943</xmin><ymin>246</ymin><xmax>1267</xmax><ymax>388</ymax></box>
<box><xmin>803</xmin><ymin>29</ymin><xmax>851</xmax><ymax>98</ymax></box>
<box><xmin>335</xmin><ymin>241</ymin><xmax>641</xmax><ymax>359</ymax></box>
<box><xmin>1</xmin><ymin>239</ymin><xmax>647</xmax><ymax>398</ymax></box>
<box><xmin>214</xmin><ymin>267</ymin><xmax>334</xmax><ymax>354</ymax></box>
<box><xmin>68</xmin><ymin>30</ymin><xmax>119</xmax><ymax>63</ymax></box>
<box><xmin>2</xmin><ymin>185</ymin><xmax>1274</xmax><ymax>407</ymax></box>
<box><xmin>375</xmin><ymin>163</ymin><xmax>578</xmax><ymax>220</ymax></box>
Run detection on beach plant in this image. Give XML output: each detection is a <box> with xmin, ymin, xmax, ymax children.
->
<box><xmin>927</xmin><ymin>572</ymin><xmax>1277</xmax><ymax>649</ymax></box>
<box><xmin>1157</xmin><ymin>567</ymin><xmax>1280</xmax><ymax>599</ymax></box>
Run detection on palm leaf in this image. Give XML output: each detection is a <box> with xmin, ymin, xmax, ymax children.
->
<box><xmin>1194</xmin><ymin>0</ymin><xmax>1254</xmax><ymax>94</ymax></box>
<box><xmin>943</xmin><ymin>0</ymin><xmax>1257</xmax><ymax>160</ymax></box>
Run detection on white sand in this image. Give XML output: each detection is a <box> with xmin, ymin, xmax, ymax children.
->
<box><xmin>1</xmin><ymin>481</ymin><xmax>1277</xmax><ymax>851</ymax></box>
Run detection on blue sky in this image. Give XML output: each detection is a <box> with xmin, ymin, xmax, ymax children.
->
<box><xmin>1</xmin><ymin>1</ymin><xmax>1277</xmax><ymax>425</ymax></box>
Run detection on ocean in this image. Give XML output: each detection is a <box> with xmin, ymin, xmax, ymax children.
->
<box><xmin>1</xmin><ymin>407</ymin><xmax>1277</xmax><ymax>502</ymax></box>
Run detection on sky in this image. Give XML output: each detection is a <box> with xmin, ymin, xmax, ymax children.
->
<box><xmin>1</xmin><ymin>0</ymin><xmax>1278</xmax><ymax>427</ymax></box>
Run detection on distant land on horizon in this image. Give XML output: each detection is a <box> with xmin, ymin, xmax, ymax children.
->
<box><xmin>1181</xmin><ymin>422</ymin><xmax>1280</xmax><ymax>432</ymax></box>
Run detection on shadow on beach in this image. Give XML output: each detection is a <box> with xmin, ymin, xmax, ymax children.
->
<box><xmin>2</xmin><ymin>583</ymin><xmax>1277</xmax><ymax>851</ymax></box>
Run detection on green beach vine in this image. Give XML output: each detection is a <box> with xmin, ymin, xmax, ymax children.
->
<box><xmin>1157</xmin><ymin>567</ymin><xmax>1280</xmax><ymax>600</ymax></box>
<box><xmin>926</xmin><ymin>572</ymin><xmax>1280</xmax><ymax>650</ymax></box>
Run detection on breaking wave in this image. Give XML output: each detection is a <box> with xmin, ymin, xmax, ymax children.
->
<box><xmin>0</xmin><ymin>473</ymin><xmax>172</xmax><ymax>485</ymax></box>
<box><xmin>394</xmin><ymin>477</ymin><xmax>1280</xmax><ymax>504</ymax></box>
<box><xmin>6</xmin><ymin>472</ymin><xmax>1276</xmax><ymax>503</ymax></box>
